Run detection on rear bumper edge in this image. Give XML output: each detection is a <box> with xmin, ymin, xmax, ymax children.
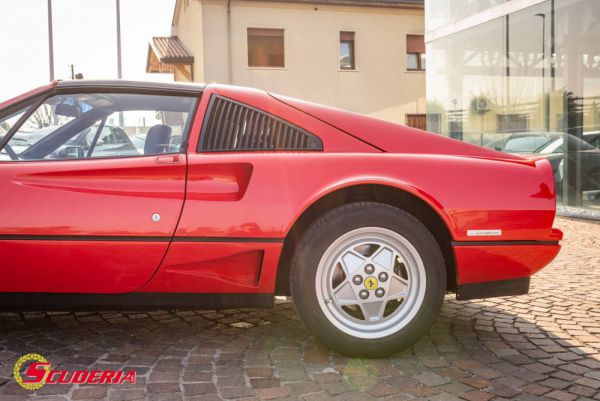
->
<box><xmin>456</xmin><ymin>277</ymin><xmax>530</xmax><ymax>301</ymax></box>
<box><xmin>453</xmin><ymin>242</ymin><xmax>561</xmax><ymax>284</ymax></box>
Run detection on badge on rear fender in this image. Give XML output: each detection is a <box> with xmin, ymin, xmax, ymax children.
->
<box><xmin>467</xmin><ymin>229</ymin><xmax>502</xmax><ymax>237</ymax></box>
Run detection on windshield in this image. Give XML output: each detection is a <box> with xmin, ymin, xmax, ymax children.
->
<box><xmin>0</xmin><ymin>106</ymin><xmax>30</xmax><ymax>160</ymax></box>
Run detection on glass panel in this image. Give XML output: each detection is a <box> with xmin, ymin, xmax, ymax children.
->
<box><xmin>1</xmin><ymin>93</ymin><xmax>196</xmax><ymax>161</ymax></box>
<box><xmin>340</xmin><ymin>41</ymin><xmax>354</xmax><ymax>69</ymax></box>
<box><xmin>426</xmin><ymin>16</ymin><xmax>507</xmax><ymax>145</ymax></box>
<box><xmin>0</xmin><ymin>109</ymin><xmax>27</xmax><ymax>137</ymax></box>
<box><xmin>426</xmin><ymin>0</ymin><xmax>511</xmax><ymax>33</ymax></box>
<box><xmin>553</xmin><ymin>0</ymin><xmax>600</xmax><ymax>209</ymax></box>
<box><xmin>0</xmin><ymin>108</ymin><xmax>28</xmax><ymax>161</ymax></box>
<box><xmin>247</xmin><ymin>28</ymin><xmax>285</xmax><ymax>67</ymax></box>
<box><xmin>7</xmin><ymin>98</ymin><xmax>83</xmax><ymax>159</ymax></box>
<box><xmin>406</xmin><ymin>53</ymin><xmax>419</xmax><ymax>70</ymax></box>
<box><xmin>426</xmin><ymin>0</ymin><xmax>600</xmax><ymax>210</ymax></box>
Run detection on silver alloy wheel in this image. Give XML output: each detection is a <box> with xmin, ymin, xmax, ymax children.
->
<box><xmin>315</xmin><ymin>227</ymin><xmax>427</xmax><ymax>339</ymax></box>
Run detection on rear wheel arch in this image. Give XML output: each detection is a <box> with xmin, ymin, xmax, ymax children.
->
<box><xmin>275</xmin><ymin>183</ymin><xmax>457</xmax><ymax>295</ymax></box>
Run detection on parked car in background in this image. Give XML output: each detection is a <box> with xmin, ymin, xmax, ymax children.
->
<box><xmin>536</xmin><ymin>133</ymin><xmax>600</xmax><ymax>202</ymax></box>
<box><xmin>0</xmin><ymin>80</ymin><xmax>563</xmax><ymax>357</ymax></box>
<box><xmin>485</xmin><ymin>132</ymin><xmax>557</xmax><ymax>154</ymax></box>
<box><xmin>581</xmin><ymin>131</ymin><xmax>600</xmax><ymax>148</ymax></box>
<box><xmin>485</xmin><ymin>132</ymin><xmax>600</xmax><ymax>203</ymax></box>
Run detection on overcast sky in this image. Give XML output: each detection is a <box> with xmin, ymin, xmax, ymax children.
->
<box><xmin>0</xmin><ymin>0</ymin><xmax>176</xmax><ymax>100</ymax></box>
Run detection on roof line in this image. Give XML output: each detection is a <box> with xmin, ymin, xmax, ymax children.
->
<box><xmin>236</xmin><ymin>0</ymin><xmax>423</xmax><ymax>9</ymax></box>
<box><xmin>268</xmin><ymin>92</ymin><xmax>386</xmax><ymax>153</ymax></box>
<box><xmin>56</xmin><ymin>80</ymin><xmax>205</xmax><ymax>94</ymax></box>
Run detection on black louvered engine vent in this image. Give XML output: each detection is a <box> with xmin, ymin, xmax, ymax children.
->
<box><xmin>200</xmin><ymin>95</ymin><xmax>323</xmax><ymax>152</ymax></box>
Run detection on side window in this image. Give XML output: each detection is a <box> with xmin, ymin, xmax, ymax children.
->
<box><xmin>0</xmin><ymin>93</ymin><xmax>196</xmax><ymax>161</ymax></box>
<box><xmin>199</xmin><ymin>96</ymin><xmax>323</xmax><ymax>152</ymax></box>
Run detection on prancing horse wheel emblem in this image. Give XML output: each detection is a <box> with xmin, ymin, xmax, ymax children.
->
<box><xmin>364</xmin><ymin>276</ymin><xmax>378</xmax><ymax>290</ymax></box>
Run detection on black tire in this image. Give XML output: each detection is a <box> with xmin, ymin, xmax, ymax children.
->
<box><xmin>290</xmin><ymin>202</ymin><xmax>446</xmax><ymax>357</ymax></box>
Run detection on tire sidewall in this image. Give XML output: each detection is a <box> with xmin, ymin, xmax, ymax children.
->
<box><xmin>291</xmin><ymin>203</ymin><xmax>446</xmax><ymax>357</ymax></box>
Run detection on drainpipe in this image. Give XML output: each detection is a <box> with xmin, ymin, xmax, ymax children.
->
<box><xmin>227</xmin><ymin>0</ymin><xmax>233</xmax><ymax>84</ymax></box>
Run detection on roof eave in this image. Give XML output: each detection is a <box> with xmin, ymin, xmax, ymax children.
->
<box><xmin>238</xmin><ymin>0</ymin><xmax>424</xmax><ymax>9</ymax></box>
<box><xmin>160</xmin><ymin>57</ymin><xmax>194</xmax><ymax>65</ymax></box>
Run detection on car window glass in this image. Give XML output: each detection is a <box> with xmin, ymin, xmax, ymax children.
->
<box><xmin>0</xmin><ymin>93</ymin><xmax>196</xmax><ymax>161</ymax></box>
<box><xmin>0</xmin><ymin>108</ymin><xmax>28</xmax><ymax>161</ymax></box>
<box><xmin>0</xmin><ymin>109</ymin><xmax>27</xmax><ymax>137</ymax></box>
<box><xmin>504</xmin><ymin>136</ymin><xmax>550</xmax><ymax>153</ymax></box>
<box><xmin>102</xmin><ymin>109</ymin><xmax>189</xmax><ymax>156</ymax></box>
<box><xmin>538</xmin><ymin>137</ymin><xmax>563</xmax><ymax>154</ymax></box>
<box><xmin>90</xmin><ymin>125</ymin><xmax>138</xmax><ymax>158</ymax></box>
<box><xmin>4</xmin><ymin>96</ymin><xmax>92</xmax><ymax>160</ymax></box>
<box><xmin>567</xmin><ymin>135</ymin><xmax>595</xmax><ymax>151</ymax></box>
<box><xmin>585</xmin><ymin>134</ymin><xmax>600</xmax><ymax>148</ymax></box>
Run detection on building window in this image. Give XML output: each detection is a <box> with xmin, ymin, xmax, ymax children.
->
<box><xmin>406</xmin><ymin>34</ymin><xmax>425</xmax><ymax>71</ymax></box>
<box><xmin>496</xmin><ymin>114</ymin><xmax>529</xmax><ymax>134</ymax></box>
<box><xmin>340</xmin><ymin>31</ymin><xmax>355</xmax><ymax>70</ymax></box>
<box><xmin>248</xmin><ymin>28</ymin><xmax>284</xmax><ymax>68</ymax></box>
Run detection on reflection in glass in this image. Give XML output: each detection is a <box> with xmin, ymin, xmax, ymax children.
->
<box><xmin>426</xmin><ymin>0</ymin><xmax>600</xmax><ymax>210</ymax></box>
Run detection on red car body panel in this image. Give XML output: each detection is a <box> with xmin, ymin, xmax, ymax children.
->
<box><xmin>0</xmin><ymin>81</ymin><xmax>563</xmax><ymax>301</ymax></box>
<box><xmin>0</xmin><ymin>155</ymin><xmax>186</xmax><ymax>293</ymax></box>
<box><xmin>0</xmin><ymin>241</ymin><xmax>167</xmax><ymax>293</ymax></box>
<box><xmin>453</xmin><ymin>244</ymin><xmax>561</xmax><ymax>284</ymax></box>
<box><xmin>139</xmin><ymin>242</ymin><xmax>282</xmax><ymax>293</ymax></box>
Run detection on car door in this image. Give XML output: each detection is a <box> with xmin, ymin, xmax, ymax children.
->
<box><xmin>0</xmin><ymin>90</ymin><xmax>198</xmax><ymax>293</ymax></box>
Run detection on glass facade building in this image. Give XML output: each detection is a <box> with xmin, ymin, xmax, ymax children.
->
<box><xmin>426</xmin><ymin>0</ymin><xmax>600</xmax><ymax>211</ymax></box>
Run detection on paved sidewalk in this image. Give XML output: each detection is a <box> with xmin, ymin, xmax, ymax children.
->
<box><xmin>0</xmin><ymin>217</ymin><xmax>599</xmax><ymax>401</ymax></box>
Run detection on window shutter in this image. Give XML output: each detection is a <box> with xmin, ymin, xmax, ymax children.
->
<box><xmin>407</xmin><ymin>34</ymin><xmax>425</xmax><ymax>53</ymax></box>
<box><xmin>340</xmin><ymin>31</ymin><xmax>355</xmax><ymax>41</ymax></box>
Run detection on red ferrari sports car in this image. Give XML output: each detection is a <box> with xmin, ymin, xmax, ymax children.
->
<box><xmin>0</xmin><ymin>80</ymin><xmax>562</xmax><ymax>356</ymax></box>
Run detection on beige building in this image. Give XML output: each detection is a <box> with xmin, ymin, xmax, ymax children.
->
<box><xmin>147</xmin><ymin>0</ymin><xmax>425</xmax><ymax>127</ymax></box>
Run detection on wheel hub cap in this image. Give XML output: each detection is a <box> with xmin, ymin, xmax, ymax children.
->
<box><xmin>315</xmin><ymin>227</ymin><xmax>427</xmax><ymax>339</ymax></box>
<box><xmin>364</xmin><ymin>276</ymin><xmax>378</xmax><ymax>290</ymax></box>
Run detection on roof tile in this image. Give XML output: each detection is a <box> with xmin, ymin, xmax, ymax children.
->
<box><xmin>150</xmin><ymin>36</ymin><xmax>194</xmax><ymax>64</ymax></box>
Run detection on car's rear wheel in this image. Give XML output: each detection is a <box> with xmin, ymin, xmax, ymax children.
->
<box><xmin>290</xmin><ymin>202</ymin><xmax>446</xmax><ymax>357</ymax></box>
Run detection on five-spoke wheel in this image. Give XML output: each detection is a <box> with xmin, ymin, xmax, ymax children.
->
<box><xmin>316</xmin><ymin>227</ymin><xmax>426</xmax><ymax>338</ymax></box>
<box><xmin>291</xmin><ymin>202</ymin><xmax>446</xmax><ymax>357</ymax></box>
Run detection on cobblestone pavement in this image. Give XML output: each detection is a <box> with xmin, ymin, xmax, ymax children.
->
<box><xmin>0</xmin><ymin>217</ymin><xmax>599</xmax><ymax>401</ymax></box>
